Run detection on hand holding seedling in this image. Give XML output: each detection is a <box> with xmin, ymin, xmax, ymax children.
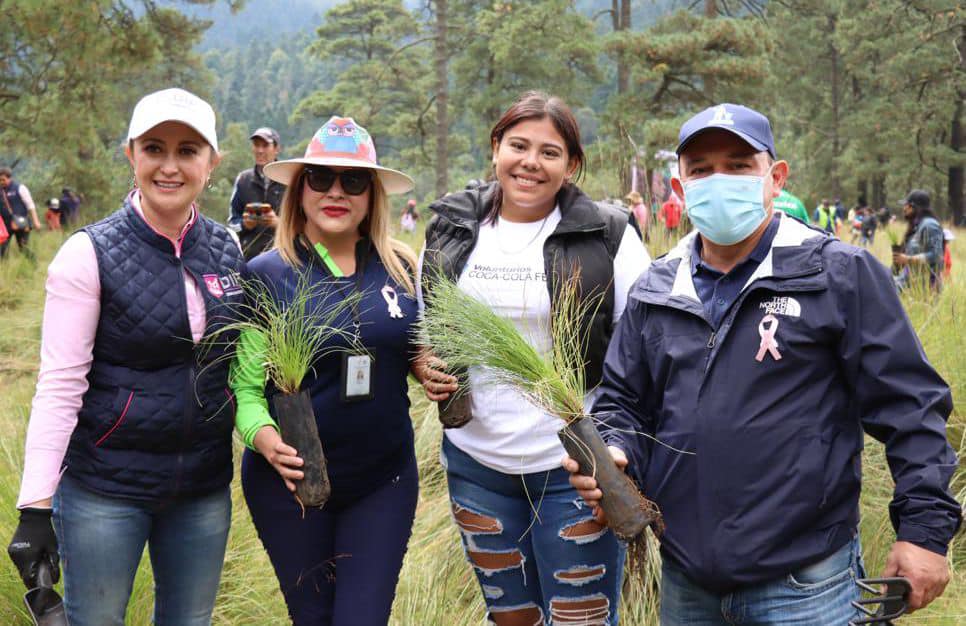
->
<box><xmin>881</xmin><ymin>541</ymin><xmax>950</xmax><ymax>612</ymax></box>
<box><xmin>412</xmin><ymin>348</ymin><xmax>458</xmax><ymax>401</ymax></box>
<box><xmin>253</xmin><ymin>425</ymin><xmax>304</xmax><ymax>493</ymax></box>
<box><xmin>563</xmin><ymin>446</ymin><xmax>628</xmax><ymax>525</ymax></box>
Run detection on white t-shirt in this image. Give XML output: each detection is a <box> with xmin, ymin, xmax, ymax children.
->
<box><xmin>440</xmin><ymin>207</ymin><xmax>650</xmax><ymax>474</ymax></box>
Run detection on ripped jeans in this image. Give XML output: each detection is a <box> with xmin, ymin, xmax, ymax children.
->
<box><xmin>443</xmin><ymin>436</ymin><xmax>625</xmax><ymax>626</ymax></box>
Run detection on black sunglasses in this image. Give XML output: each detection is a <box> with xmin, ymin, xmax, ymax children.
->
<box><xmin>303</xmin><ymin>166</ymin><xmax>373</xmax><ymax>196</ymax></box>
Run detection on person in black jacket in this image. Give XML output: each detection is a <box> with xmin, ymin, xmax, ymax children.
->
<box><xmin>7</xmin><ymin>88</ymin><xmax>245</xmax><ymax>625</ymax></box>
<box><xmin>228</xmin><ymin>126</ymin><xmax>287</xmax><ymax>260</ymax></box>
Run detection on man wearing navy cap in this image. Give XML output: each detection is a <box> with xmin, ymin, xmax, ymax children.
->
<box><xmin>565</xmin><ymin>104</ymin><xmax>959</xmax><ymax>622</ymax></box>
<box><xmin>227</xmin><ymin>126</ymin><xmax>287</xmax><ymax>260</ymax></box>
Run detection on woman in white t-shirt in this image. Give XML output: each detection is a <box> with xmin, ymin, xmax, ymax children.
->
<box><xmin>416</xmin><ymin>91</ymin><xmax>650</xmax><ymax>625</ymax></box>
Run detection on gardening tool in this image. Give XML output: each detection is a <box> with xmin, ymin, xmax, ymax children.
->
<box><xmin>849</xmin><ymin>577</ymin><xmax>911</xmax><ymax>626</ymax></box>
<box><xmin>23</xmin><ymin>560</ymin><xmax>68</xmax><ymax>626</ymax></box>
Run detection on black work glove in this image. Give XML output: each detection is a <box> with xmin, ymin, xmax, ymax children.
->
<box><xmin>7</xmin><ymin>508</ymin><xmax>60</xmax><ymax>588</ymax></box>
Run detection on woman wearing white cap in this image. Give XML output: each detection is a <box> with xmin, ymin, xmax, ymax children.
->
<box><xmin>7</xmin><ymin>88</ymin><xmax>245</xmax><ymax>625</ymax></box>
<box><xmin>232</xmin><ymin>116</ymin><xmax>423</xmax><ymax>625</ymax></box>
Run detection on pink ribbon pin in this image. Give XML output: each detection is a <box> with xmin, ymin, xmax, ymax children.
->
<box><xmin>755</xmin><ymin>313</ymin><xmax>782</xmax><ymax>362</ymax></box>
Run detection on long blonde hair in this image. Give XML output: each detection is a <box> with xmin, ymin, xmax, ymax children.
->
<box><xmin>274</xmin><ymin>168</ymin><xmax>417</xmax><ymax>295</ymax></box>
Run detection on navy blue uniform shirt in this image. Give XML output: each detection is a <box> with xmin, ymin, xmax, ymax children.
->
<box><xmin>247</xmin><ymin>239</ymin><xmax>417</xmax><ymax>507</ymax></box>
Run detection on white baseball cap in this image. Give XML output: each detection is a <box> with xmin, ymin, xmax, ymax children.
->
<box><xmin>127</xmin><ymin>88</ymin><xmax>218</xmax><ymax>151</ymax></box>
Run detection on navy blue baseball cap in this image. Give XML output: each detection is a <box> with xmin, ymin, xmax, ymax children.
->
<box><xmin>676</xmin><ymin>103</ymin><xmax>775</xmax><ymax>159</ymax></box>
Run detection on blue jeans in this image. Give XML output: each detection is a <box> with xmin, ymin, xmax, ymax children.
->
<box><xmin>242</xmin><ymin>449</ymin><xmax>419</xmax><ymax>626</ymax></box>
<box><xmin>52</xmin><ymin>475</ymin><xmax>231</xmax><ymax>626</ymax></box>
<box><xmin>443</xmin><ymin>436</ymin><xmax>625</xmax><ymax>625</ymax></box>
<box><xmin>661</xmin><ymin>536</ymin><xmax>866</xmax><ymax>625</ymax></box>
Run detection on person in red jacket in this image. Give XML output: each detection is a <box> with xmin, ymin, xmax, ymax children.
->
<box><xmin>658</xmin><ymin>193</ymin><xmax>683</xmax><ymax>232</ymax></box>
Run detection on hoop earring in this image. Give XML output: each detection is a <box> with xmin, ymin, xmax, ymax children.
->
<box><xmin>131</xmin><ymin>176</ymin><xmax>138</xmax><ymax>189</ymax></box>
<box><xmin>206</xmin><ymin>177</ymin><xmax>213</xmax><ymax>189</ymax></box>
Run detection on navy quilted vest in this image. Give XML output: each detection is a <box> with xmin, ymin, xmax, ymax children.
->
<box><xmin>64</xmin><ymin>199</ymin><xmax>245</xmax><ymax>501</ymax></box>
<box><xmin>1</xmin><ymin>181</ymin><xmax>29</xmax><ymax>223</ymax></box>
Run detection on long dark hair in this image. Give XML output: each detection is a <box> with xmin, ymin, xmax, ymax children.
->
<box><xmin>484</xmin><ymin>91</ymin><xmax>585</xmax><ymax>224</ymax></box>
<box><xmin>902</xmin><ymin>204</ymin><xmax>939</xmax><ymax>247</ymax></box>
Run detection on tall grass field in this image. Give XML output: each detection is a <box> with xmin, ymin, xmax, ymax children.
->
<box><xmin>0</xmin><ymin>217</ymin><xmax>962</xmax><ymax>624</ymax></box>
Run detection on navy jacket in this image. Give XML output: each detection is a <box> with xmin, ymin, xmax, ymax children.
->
<box><xmin>247</xmin><ymin>239</ymin><xmax>417</xmax><ymax>506</ymax></box>
<box><xmin>596</xmin><ymin>213</ymin><xmax>960</xmax><ymax>592</ymax></box>
<box><xmin>66</xmin><ymin>199</ymin><xmax>245</xmax><ymax>501</ymax></box>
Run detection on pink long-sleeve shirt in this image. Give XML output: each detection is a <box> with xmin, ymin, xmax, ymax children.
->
<box><xmin>17</xmin><ymin>192</ymin><xmax>208</xmax><ymax>508</ymax></box>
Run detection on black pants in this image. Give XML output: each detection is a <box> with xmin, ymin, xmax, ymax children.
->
<box><xmin>0</xmin><ymin>228</ymin><xmax>30</xmax><ymax>259</ymax></box>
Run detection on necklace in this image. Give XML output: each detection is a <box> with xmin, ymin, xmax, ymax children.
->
<box><xmin>495</xmin><ymin>212</ymin><xmax>551</xmax><ymax>255</ymax></box>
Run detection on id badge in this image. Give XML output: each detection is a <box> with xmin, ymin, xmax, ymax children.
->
<box><xmin>341</xmin><ymin>352</ymin><xmax>374</xmax><ymax>402</ymax></box>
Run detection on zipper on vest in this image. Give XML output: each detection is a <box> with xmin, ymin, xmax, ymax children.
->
<box><xmin>707</xmin><ymin>331</ymin><xmax>717</xmax><ymax>349</ymax></box>
<box><xmin>173</xmin><ymin>362</ymin><xmax>198</xmax><ymax>497</ymax></box>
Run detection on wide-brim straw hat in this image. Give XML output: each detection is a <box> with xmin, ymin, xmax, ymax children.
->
<box><xmin>264</xmin><ymin>116</ymin><xmax>414</xmax><ymax>194</ymax></box>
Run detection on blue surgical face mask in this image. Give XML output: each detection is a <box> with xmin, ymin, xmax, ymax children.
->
<box><xmin>682</xmin><ymin>173</ymin><xmax>768</xmax><ymax>245</ymax></box>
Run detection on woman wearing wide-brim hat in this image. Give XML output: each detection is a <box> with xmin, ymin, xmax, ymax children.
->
<box><xmin>232</xmin><ymin>116</ymin><xmax>428</xmax><ymax>625</ymax></box>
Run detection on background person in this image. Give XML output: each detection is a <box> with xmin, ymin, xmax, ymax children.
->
<box><xmin>658</xmin><ymin>190</ymin><xmax>683</xmax><ymax>233</ymax></box>
<box><xmin>894</xmin><ymin>189</ymin><xmax>945</xmax><ymax>293</ymax></box>
<box><xmin>942</xmin><ymin>228</ymin><xmax>953</xmax><ymax>280</ymax></box>
<box><xmin>859</xmin><ymin>206</ymin><xmax>877</xmax><ymax>246</ymax></box>
<box><xmin>400</xmin><ymin>197</ymin><xmax>419</xmax><ymax>233</ymax></box>
<box><xmin>228</xmin><ymin>126</ymin><xmax>287</xmax><ymax>260</ymax></box>
<box><xmin>6</xmin><ymin>88</ymin><xmax>244</xmax><ymax>625</ymax></box>
<box><xmin>234</xmin><ymin>117</ymin><xmax>422</xmax><ymax>626</ymax></box>
<box><xmin>773</xmin><ymin>187</ymin><xmax>809</xmax><ymax>223</ymax></box>
<box><xmin>626</xmin><ymin>189</ymin><xmax>650</xmax><ymax>240</ymax></box>
<box><xmin>45</xmin><ymin>197</ymin><xmax>62</xmax><ymax>231</ymax></box>
<box><xmin>418</xmin><ymin>91</ymin><xmax>650</xmax><ymax>626</ymax></box>
<box><xmin>814</xmin><ymin>197</ymin><xmax>836</xmax><ymax>233</ymax></box>
<box><xmin>58</xmin><ymin>187</ymin><xmax>82</xmax><ymax>228</ymax></box>
<box><xmin>834</xmin><ymin>196</ymin><xmax>847</xmax><ymax>237</ymax></box>
<box><xmin>0</xmin><ymin>166</ymin><xmax>42</xmax><ymax>259</ymax></box>
<box><xmin>566</xmin><ymin>103</ymin><xmax>960</xmax><ymax>624</ymax></box>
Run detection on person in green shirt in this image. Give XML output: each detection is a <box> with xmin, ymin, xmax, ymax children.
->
<box><xmin>773</xmin><ymin>188</ymin><xmax>809</xmax><ymax>223</ymax></box>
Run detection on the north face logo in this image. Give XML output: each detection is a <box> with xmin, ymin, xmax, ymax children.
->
<box><xmin>759</xmin><ymin>296</ymin><xmax>801</xmax><ymax>318</ymax></box>
<box><xmin>709</xmin><ymin>105</ymin><xmax>735</xmax><ymax>126</ymax></box>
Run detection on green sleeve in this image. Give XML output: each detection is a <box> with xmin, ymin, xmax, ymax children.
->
<box><xmin>230</xmin><ymin>328</ymin><xmax>278</xmax><ymax>450</ymax></box>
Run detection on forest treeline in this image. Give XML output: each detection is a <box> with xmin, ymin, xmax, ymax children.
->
<box><xmin>2</xmin><ymin>0</ymin><xmax>963</xmax><ymax>223</ymax></box>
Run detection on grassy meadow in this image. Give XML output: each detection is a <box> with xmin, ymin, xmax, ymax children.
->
<box><xmin>0</xmin><ymin>217</ymin><xmax>963</xmax><ymax>625</ymax></box>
